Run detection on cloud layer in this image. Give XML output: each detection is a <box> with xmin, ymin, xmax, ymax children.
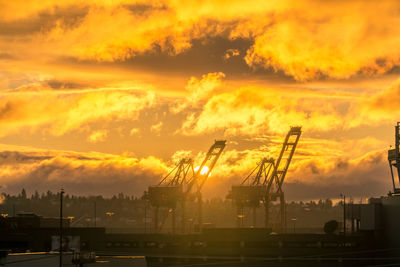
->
<box><xmin>0</xmin><ymin>149</ymin><xmax>166</xmax><ymax>196</ymax></box>
<box><xmin>2</xmin><ymin>0</ymin><xmax>400</xmax><ymax>80</ymax></box>
<box><xmin>0</xmin><ymin>143</ymin><xmax>391</xmax><ymax>200</ymax></box>
<box><xmin>0</xmin><ymin>85</ymin><xmax>154</xmax><ymax>136</ymax></box>
<box><xmin>1</xmin><ymin>1</ymin><xmax>400</xmax><ymax>200</ymax></box>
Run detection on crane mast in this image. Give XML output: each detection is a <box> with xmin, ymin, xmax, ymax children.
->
<box><xmin>388</xmin><ymin>122</ymin><xmax>400</xmax><ymax>195</ymax></box>
<box><xmin>268</xmin><ymin>127</ymin><xmax>302</xmax><ymax>194</ymax></box>
<box><xmin>184</xmin><ymin>140</ymin><xmax>226</xmax><ymax>231</ymax></box>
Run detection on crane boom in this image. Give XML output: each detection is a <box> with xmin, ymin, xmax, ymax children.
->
<box><xmin>186</xmin><ymin>140</ymin><xmax>226</xmax><ymax>195</ymax></box>
<box><xmin>157</xmin><ymin>158</ymin><xmax>194</xmax><ymax>186</ymax></box>
<box><xmin>147</xmin><ymin>158</ymin><xmax>194</xmax><ymax>208</ymax></box>
<box><xmin>267</xmin><ymin>126</ymin><xmax>302</xmax><ymax>195</ymax></box>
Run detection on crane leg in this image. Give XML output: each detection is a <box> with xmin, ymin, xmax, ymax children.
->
<box><xmin>181</xmin><ymin>201</ymin><xmax>186</xmax><ymax>233</ymax></box>
<box><xmin>197</xmin><ymin>193</ymin><xmax>202</xmax><ymax>232</ymax></box>
<box><xmin>280</xmin><ymin>193</ymin><xmax>286</xmax><ymax>233</ymax></box>
<box><xmin>172</xmin><ymin>208</ymin><xmax>176</xmax><ymax>234</ymax></box>
<box><xmin>252</xmin><ymin>207</ymin><xmax>256</xmax><ymax>228</ymax></box>
<box><xmin>265</xmin><ymin>200</ymin><xmax>270</xmax><ymax>229</ymax></box>
<box><xmin>154</xmin><ymin>206</ymin><xmax>159</xmax><ymax>233</ymax></box>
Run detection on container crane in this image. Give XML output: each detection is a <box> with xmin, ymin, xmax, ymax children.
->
<box><xmin>266</xmin><ymin>126</ymin><xmax>301</xmax><ymax>230</ymax></box>
<box><xmin>227</xmin><ymin>127</ymin><xmax>301</xmax><ymax>231</ymax></box>
<box><xmin>145</xmin><ymin>140</ymin><xmax>226</xmax><ymax>233</ymax></box>
<box><xmin>229</xmin><ymin>157</ymin><xmax>275</xmax><ymax>228</ymax></box>
<box><xmin>146</xmin><ymin>158</ymin><xmax>194</xmax><ymax>233</ymax></box>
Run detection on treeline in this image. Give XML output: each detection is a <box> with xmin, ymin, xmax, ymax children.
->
<box><xmin>0</xmin><ymin>189</ymin><xmax>343</xmax><ymax>229</ymax></box>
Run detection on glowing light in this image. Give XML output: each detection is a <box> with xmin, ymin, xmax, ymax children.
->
<box><xmin>194</xmin><ymin>165</ymin><xmax>209</xmax><ymax>175</ymax></box>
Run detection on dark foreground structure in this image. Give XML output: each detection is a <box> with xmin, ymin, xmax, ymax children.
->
<box><xmin>1</xmin><ymin>195</ymin><xmax>400</xmax><ymax>267</ymax></box>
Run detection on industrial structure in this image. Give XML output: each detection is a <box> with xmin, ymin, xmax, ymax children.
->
<box><xmin>388</xmin><ymin>122</ymin><xmax>400</xmax><ymax>194</ymax></box>
<box><xmin>145</xmin><ymin>140</ymin><xmax>226</xmax><ymax>233</ymax></box>
<box><xmin>146</xmin><ymin>158</ymin><xmax>194</xmax><ymax>233</ymax></box>
<box><xmin>228</xmin><ymin>127</ymin><xmax>301</xmax><ymax>230</ymax></box>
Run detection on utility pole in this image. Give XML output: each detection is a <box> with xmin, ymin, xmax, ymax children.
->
<box><xmin>341</xmin><ymin>193</ymin><xmax>346</xmax><ymax>249</ymax></box>
<box><xmin>343</xmin><ymin>195</ymin><xmax>346</xmax><ymax>238</ymax></box>
<box><xmin>94</xmin><ymin>201</ymin><xmax>96</xmax><ymax>228</ymax></box>
<box><xmin>59</xmin><ymin>188</ymin><xmax>64</xmax><ymax>267</ymax></box>
<box><xmin>144</xmin><ymin>204</ymin><xmax>147</xmax><ymax>233</ymax></box>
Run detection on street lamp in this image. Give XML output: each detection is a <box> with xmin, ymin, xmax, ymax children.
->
<box><xmin>340</xmin><ymin>193</ymin><xmax>346</xmax><ymax>237</ymax></box>
<box><xmin>59</xmin><ymin>188</ymin><xmax>64</xmax><ymax>267</ymax></box>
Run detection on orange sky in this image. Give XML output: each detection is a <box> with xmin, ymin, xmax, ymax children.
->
<box><xmin>1</xmin><ymin>0</ymin><xmax>400</xmax><ymax>200</ymax></box>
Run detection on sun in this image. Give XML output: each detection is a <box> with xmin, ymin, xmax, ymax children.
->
<box><xmin>194</xmin><ymin>165</ymin><xmax>210</xmax><ymax>176</ymax></box>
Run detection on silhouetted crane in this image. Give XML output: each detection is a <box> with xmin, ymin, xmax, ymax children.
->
<box><xmin>145</xmin><ymin>140</ymin><xmax>226</xmax><ymax>233</ymax></box>
<box><xmin>228</xmin><ymin>127</ymin><xmax>301</xmax><ymax>231</ymax></box>
<box><xmin>146</xmin><ymin>158</ymin><xmax>194</xmax><ymax>233</ymax></box>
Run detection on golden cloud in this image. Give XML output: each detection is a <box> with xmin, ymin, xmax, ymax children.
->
<box><xmin>0</xmin><ymin>85</ymin><xmax>155</xmax><ymax>137</ymax></box>
<box><xmin>178</xmin><ymin>85</ymin><xmax>345</xmax><ymax>136</ymax></box>
<box><xmin>366</xmin><ymin>79</ymin><xmax>400</xmax><ymax>113</ymax></box>
<box><xmin>150</xmin><ymin>121</ymin><xmax>163</xmax><ymax>135</ymax></box>
<box><xmin>344</xmin><ymin>78</ymin><xmax>400</xmax><ymax>128</ymax></box>
<box><xmin>242</xmin><ymin>1</ymin><xmax>400</xmax><ymax>80</ymax></box>
<box><xmin>171</xmin><ymin>72</ymin><xmax>225</xmax><ymax>113</ymax></box>
<box><xmin>88</xmin><ymin>130</ymin><xmax>108</xmax><ymax>143</ymax></box>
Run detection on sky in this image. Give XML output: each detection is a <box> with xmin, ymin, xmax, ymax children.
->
<box><xmin>1</xmin><ymin>0</ymin><xmax>400</xmax><ymax>201</ymax></box>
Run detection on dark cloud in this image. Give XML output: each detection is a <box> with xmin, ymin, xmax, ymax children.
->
<box><xmin>287</xmin><ymin>150</ymin><xmax>392</xmax><ymax>200</ymax></box>
<box><xmin>56</xmin><ymin>36</ymin><xmax>294</xmax><ymax>81</ymax></box>
<box><xmin>0</xmin><ymin>52</ymin><xmax>14</xmax><ymax>59</ymax></box>
<box><xmin>284</xmin><ymin>180</ymin><xmax>391</xmax><ymax>201</ymax></box>
<box><xmin>0</xmin><ymin>5</ymin><xmax>88</xmax><ymax>36</ymax></box>
<box><xmin>0</xmin><ymin>101</ymin><xmax>20</xmax><ymax>121</ymax></box>
<box><xmin>124</xmin><ymin>3</ymin><xmax>168</xmax><ymax>17</ymax></box>
<box><xmin>120</xmin><ymin>36</ymin><xmax>293</xmax><ymax>79</ymax></box>
<box><xmin>0</xmin><ymin>151</ymin><xmax>52</xmax><ymax>164</ymax></box>
<box><xmin>46</xmin><ymin>79</ymin><xmax>90</xmax><ymax>90</ymax></box>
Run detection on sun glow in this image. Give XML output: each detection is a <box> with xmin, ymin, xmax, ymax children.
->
<box><xmin>194</xmin><ymin>165</ymin><xmax>210</xmax><ymax>175</ymax></box>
